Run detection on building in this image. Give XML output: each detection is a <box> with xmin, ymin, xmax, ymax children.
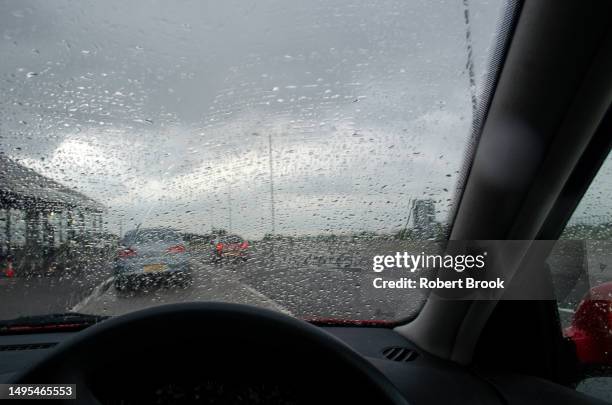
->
<box><xmin>0</xmin><ymin>155</ymin><xmax>106</xmax><ymax>272</ymax></box>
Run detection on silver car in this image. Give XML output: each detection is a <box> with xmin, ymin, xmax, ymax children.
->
<box><xmin>114</xmin><ymin>228</ymin><xmax>192</xmax><ymax>291</ymax></box>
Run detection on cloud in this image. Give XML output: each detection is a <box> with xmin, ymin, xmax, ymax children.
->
<box><xmin>12</xmin><ymin>106</ymin><xmax>468</xmax><ymax>238</ymax></box>
<box><xmin>1</xmin><ymin>0</ymin><xmax>504</xmax><ymax>237</ymax></box>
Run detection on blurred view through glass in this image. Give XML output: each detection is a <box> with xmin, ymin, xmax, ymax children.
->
<box><xmin>1</xmin><ymin>0</ymin><xmax>506</xmax><ymax>321</ymax></box>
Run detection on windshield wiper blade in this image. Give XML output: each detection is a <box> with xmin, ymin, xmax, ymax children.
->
<box><xmin>0</xmin><ymin>312</ymin><xmax>108</xmax><ymax>335</ymax></box>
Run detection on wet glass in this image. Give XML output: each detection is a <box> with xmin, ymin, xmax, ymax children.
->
<box><xmin>552</xmin><ymin>154</ymin><xmax>612</xmax><ymax>403</ymax></box>
<box><xmin>0</xmin><ymin>0</ymin><xmax>506</xmax><ymax>321</ymax></box>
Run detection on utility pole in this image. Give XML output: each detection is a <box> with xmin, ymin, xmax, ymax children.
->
<box><xmin>403</xmin><ymin>198</ymin><xmax>414</xmax><ymax>230</ymax></box>
<box><xmin>268</xmin><ymin>132</ymin><xmax>276</xmax><ymax>235</ymax></box>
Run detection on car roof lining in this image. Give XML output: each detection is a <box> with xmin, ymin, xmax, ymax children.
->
<box><xmin>396</xmin><ymin>0</ymin><xmax>612</xmax><ymax>365</ymax></box>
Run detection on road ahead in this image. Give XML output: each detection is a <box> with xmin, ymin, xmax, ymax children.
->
<box><xmin>73</xmin><ymin>256</ymin><xmax>292</xmax><ymax>317</ymax></box>
<box><xmin>74</xmin><ymin>251</ymin><xmax>425</xmax><ymax>320</ymax></box>
<box><xmin>1</xmin><ymin>246</ymin><xmax>426</xmax><ymax>322</ymax></box>
<box><xmin>2</xmin><ymin>239</ymin><xmax>610</xmax><ymax>323</ymax></box>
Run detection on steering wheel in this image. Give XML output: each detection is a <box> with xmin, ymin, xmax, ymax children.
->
<box><xmin>11</xmin><ymin>303</ymin><xmax>409</xmax><ymax>404</ymax></box>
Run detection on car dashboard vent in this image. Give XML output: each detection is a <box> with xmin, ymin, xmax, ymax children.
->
<box><xmin>0</xmin><ymin>342</ymin><xmax>58</xmax><ymax>351</ymax></box>
<box><xmin>382</xmin><ymin>347</ymin><xmax>418</xmax><ymax>362</ymax></box>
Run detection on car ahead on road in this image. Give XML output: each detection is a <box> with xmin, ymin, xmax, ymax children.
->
<box><xmin>114</xmin><ymin>228</ymin><xmax>192</xmax><ymax>291</ymax></box>
<box><xmin>211</xmin><ymin>235</ymin><xmax>250</xmax><ymax>264</ymax></box>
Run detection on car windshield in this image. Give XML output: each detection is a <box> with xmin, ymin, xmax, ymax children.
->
<box><xmin>0</xmin><ymin>0</ymin><xmax>506</xmax><ymax>322</ymax></box>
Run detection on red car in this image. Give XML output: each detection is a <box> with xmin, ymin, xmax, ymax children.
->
<box><xmin>565</xmin><ymin>282</ymin><xmax>612</xmax><ymax>366</ymax></box>
<box><xmin>211</xmin><ymin>235</ymin><xmax>249</xmax><ymax>263</ymax></box>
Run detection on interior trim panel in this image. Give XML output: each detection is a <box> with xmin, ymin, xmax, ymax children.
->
<box><xmin>0</xmin><ymin>327</ymin><xmax>604</xmax><ymax>405</ymax></box>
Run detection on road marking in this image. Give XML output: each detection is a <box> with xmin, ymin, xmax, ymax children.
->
<box><xmin>192</xmin><ymin>253</ymin><xmax>294</xmax><ymax>316</ymax></box>
<box><xmin>69</xmin><ymin>269</ymin><xmax>293</xmax><ymax>318</ymax></box>
<box><xmin>71</xmin><ymin>277</ymin><xmax>114</xmax><ymax>313</ymax></box>
<box><xmin>558</xmin><ymin>307</ymin><xmax>575</xmax><ymax>314</ymax></box>
<box><xmin>241</xmin><ymin>283</ymin><xmax>294</xmax><ymax>316</ymax></box>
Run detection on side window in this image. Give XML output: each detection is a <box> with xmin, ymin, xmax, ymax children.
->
<box><xmin>551</xmin><ymin>153</ymin><xmax>612</xmax><ymax>402</ymax></box>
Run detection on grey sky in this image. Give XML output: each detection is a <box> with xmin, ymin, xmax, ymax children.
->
<box><xmin>0</xmin><ymin>0</ymin><xmax>506</xmax><ymax>238</ymax></box>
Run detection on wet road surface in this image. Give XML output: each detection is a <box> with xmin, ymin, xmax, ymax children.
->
<box><xmin>1</xmin><ymin>248</ymin><xmax>425</xmax><ymax>322</ymax></box>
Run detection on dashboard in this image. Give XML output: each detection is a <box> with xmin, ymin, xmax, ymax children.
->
<box><xmin>0</xmin><ymin>323</ymin><xmax>602</xmax><ymax>404</ymax></box>
<box><xmin>0</xmin><ymin>326</ymin><xmax>497</xmax><ymax>404</ymax></box>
